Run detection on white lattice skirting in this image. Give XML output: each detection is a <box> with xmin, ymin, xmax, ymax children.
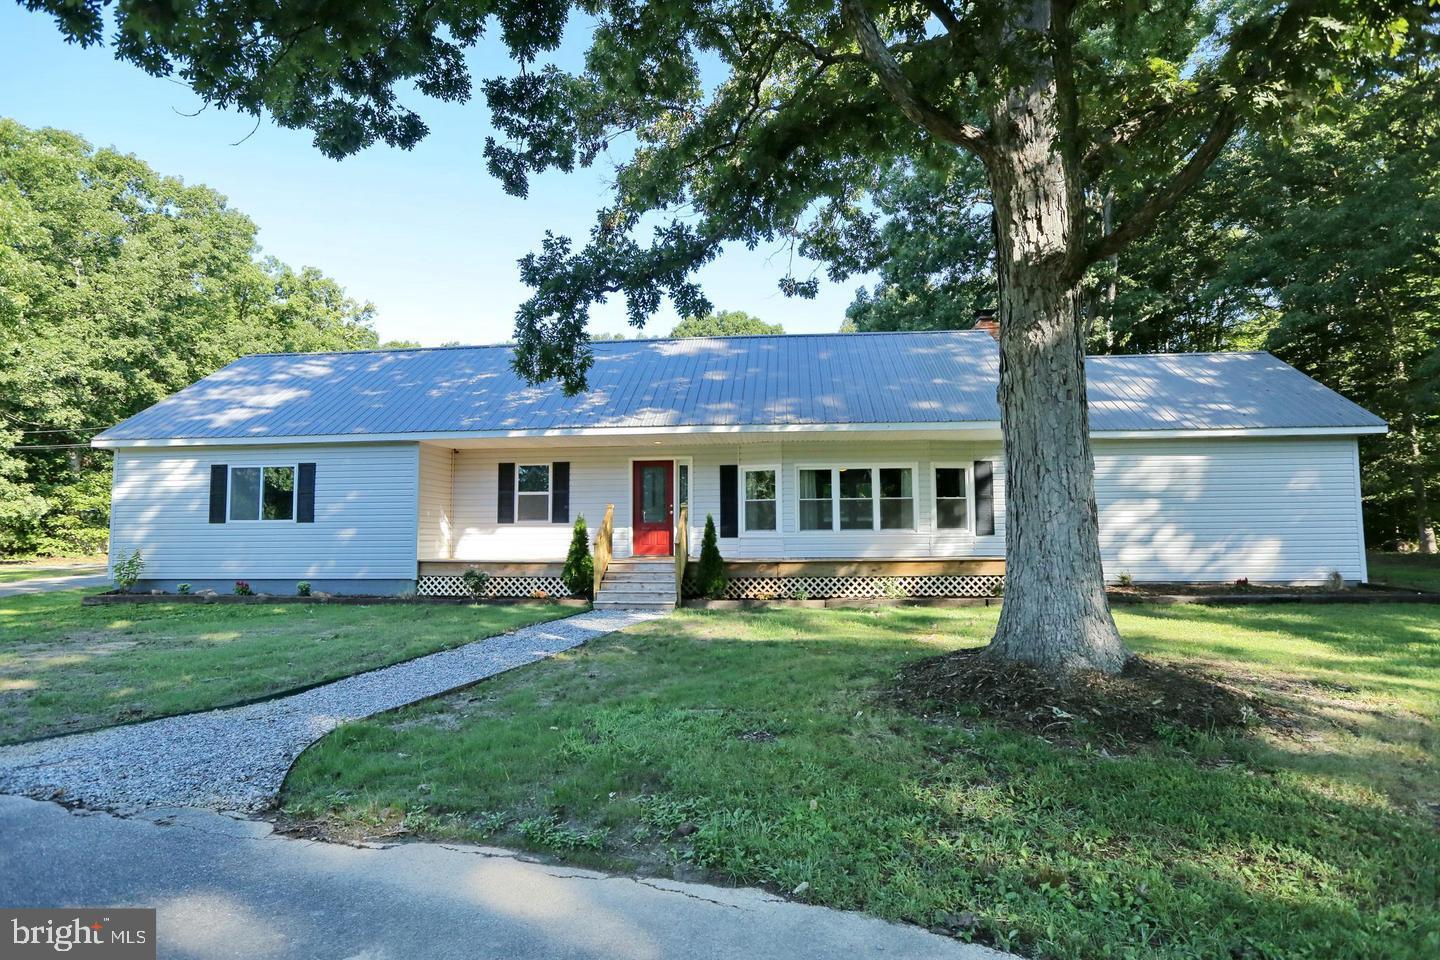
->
<box><xmin>705</xmin><ymin>574</ymin><xmax>1005</xmax><ymax>600</ymax></box>
<box><xmin>417</xmin><ymin>575</ymin><xmax>578</xmax><ymax>599</ymax></box>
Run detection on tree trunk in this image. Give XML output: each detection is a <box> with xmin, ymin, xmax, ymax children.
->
<box><xmin>1406</xmin><ymin>421</ymin><xmax>1437</xmax><ymax>554</ymax></box>
<box><xmin>982</xmin><ymin>38</ymin><xmax>1128</xmax><ymax>674</ymax></box>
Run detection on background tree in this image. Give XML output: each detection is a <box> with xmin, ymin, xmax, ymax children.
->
<box><xmin>826</xmin><ymin>69</ymin><xmax>1440</xmax><ymax>551</ymax></box>
<box><xmin>24</xmin><ymin>0</ymin><xmax>1431</xmax><ymax>672</ymax></box>
<box><xmin>0</xmin><ymin>119</ymin><xmax>379</xmax><ymax>556</ymax></box>
<box><xmin>671</xmin><ymin>310</ymin><xmax>782</xmax><ymax>338</ymax></box>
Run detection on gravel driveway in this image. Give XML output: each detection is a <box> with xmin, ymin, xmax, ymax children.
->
<box><xmin>0</xmin><ymin>608</ymin><xmax>662</xmax><ymax>812</ymax></box>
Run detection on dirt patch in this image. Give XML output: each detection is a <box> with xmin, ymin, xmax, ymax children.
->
<box><xmin>891</xmin><ymin>648</ymin><xmax>1280</xmax><ymax>743</ymax></box>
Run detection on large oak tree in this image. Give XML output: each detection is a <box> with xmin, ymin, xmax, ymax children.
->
<box><xmin>25</xmin><ymin>0</ymin><xmax>1432</xmax><ymax>670</ymax></box>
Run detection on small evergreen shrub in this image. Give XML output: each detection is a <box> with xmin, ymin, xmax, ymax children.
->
<box><xmin>176</xmin><ymin>582</ymin><xmax>192</xmax><ymax>595</ymax></box>
<box><xmin>461</xmin><ymin>568</ymin><xmax>490</xmax><ymax>599</ymax></box>
<box><xmin>695</xmin><ymin>514</ymin><xmax>727</xmax><ymax>599</ymax></box>
<box><xmin>296</xmin><ymin>580</ymin><xmax>312</xmax><ymax>597</ymax></box>
<box><xmin>112</xmin><ymin>547</ymin><xmax>145</xmax><ymax>593</ymax></box>
<box><xmin>562</xmin><ymin>515</ymin><xmax>594</xmax><ymax>598</ymax></box>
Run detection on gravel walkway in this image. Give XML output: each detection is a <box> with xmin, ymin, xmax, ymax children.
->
<box><xmin>0</xmin><ymin>608</ymin><xmax>663</xmax><ymax>813</ymax></box>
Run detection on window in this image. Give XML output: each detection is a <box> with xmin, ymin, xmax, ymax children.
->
<box><xmin>798</xmin><ymin>465</ymin><xmax>916</xmax><ymax>532</ymax></box>
<box><xmin>798</xmin><ymin>468</ymin><xmax>833</xmax><ymax>531</ymax></box>
<box><xmin>878</xmin><ymin>468</ymin><xmax>914</xmax><ymax>530</ymax></box>
<box><xmin>934</xmin><ymin>467</ymin><xmax>969</xmax><ymax>530</ymax></box>
<box><xmin>516</xmin><ymin>464</ymin><xmax>551</xmax><ymax>522</ymax></box>
<box><xmin>742</xmin><ymin>467</ymin><xmax>777</xmax><ymax>532</ymax></box>
<box><xmin>838</xmin><ymin>468</ymin><xmax>873</xmax><ymax>530</ymax></box>
<box><xmin>230</xmin><ymin>466</ymin><xmax>295</xmax><ymax>521</ymax></box>
<box><xmin>678</xmin><ymin>463</ymin><xmax>690</xmax><ymax>510</ymax></box>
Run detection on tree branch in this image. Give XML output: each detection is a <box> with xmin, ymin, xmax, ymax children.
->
<box><xmin>1051</xmin><ymin>0</ymin><xmax>1088</xmax><ymax>281</ymax></box>
<box><xmin>923</xmin><ymin>0</ymin><xmax>965</xmax><ymax>36</ymax></box>
<box><xmin>840</xmin><ymin>0</ymin><xmax>989</xmax><ymax>157</ymax></box>
<box><xmin>1078</xmin><ymin>106</ymin><xmax>1238</xmax><ymax>274</ymax></box>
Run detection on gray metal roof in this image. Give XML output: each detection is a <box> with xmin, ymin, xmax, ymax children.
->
<box><xmin>93</xmin><ymin>330</ymin><xmax>1386</xmax><ymax>443</ymax></box>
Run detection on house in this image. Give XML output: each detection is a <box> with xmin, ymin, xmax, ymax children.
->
<box><xmin>91</xmin><ymin>330</ymin><xmax>1386</xmax><ymax>607</ymax></box>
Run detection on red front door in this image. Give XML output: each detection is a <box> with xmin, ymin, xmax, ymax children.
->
<box><xmin>632</xmin><ymin>460</ymin><xmax>674</xmax><ymax>556</ymax></box>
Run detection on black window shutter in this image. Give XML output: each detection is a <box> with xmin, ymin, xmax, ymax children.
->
<box><xmin>208</xmin><ymin>465</ymin><xmax>228</xmax><ymax>523</ymax></box>
<box><xmin>297</xmin><ymin>463</ymin><xmax>317</xmax><ymax>523</ymax></box>
<box><xmin>498</xmin><ymin>462</ymin><xmax>515</xmax><ymax>523</ymax></box>
<box><xmin>974</xmin><ymin>460</ymin><xmax>995</xmax><ymax>536</ymax></box>
<box><xmin>719</xmin><ymin>465</ymin><xmax>738</xmax><ymax>538</ymax></box>
<box><xmin>551</xmin><ymin>462</ymin><xmax>570</xmax><ymax>523</ymax></box>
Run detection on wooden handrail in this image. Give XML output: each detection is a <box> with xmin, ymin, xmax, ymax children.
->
<box><xmin>593</xmin><ymin>503</ymin><xmax>614</xmax><ymax>601</ymax></box>
<box><xmin>674</xmin><ymin>502</ymin><xmax>689</xmax><ymax>604</ymax></box>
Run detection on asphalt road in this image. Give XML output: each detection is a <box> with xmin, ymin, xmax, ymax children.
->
<box><xmin>0</xmin><ymin>796</ymin><xmax>1007</xmax><ymax>960</ymax></box>
<box><xmin>0</xmin><ymin>571</ymin><xmax>108</xmax><ymax>597</ymax></box>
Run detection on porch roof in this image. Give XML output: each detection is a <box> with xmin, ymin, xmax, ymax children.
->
<box><xmin>93</xmin><ymin>330</ymin><xmax>1386</xmax><ymax>445</ymax></box>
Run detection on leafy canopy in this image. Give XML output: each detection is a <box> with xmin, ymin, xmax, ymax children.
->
<box><xmin>21</xmin><ymin>0</ymin><xmax>1430</xmax><ymax>391</ymax></box>
<box><xmin>670</xmin><ymin>310</ymin><xmax>782</xmax><ymax>338</ymax></box>
<box><xmin>0</xmin><ymin>118</ymin><xmax>379</xmax><ymax>555</ymax></box>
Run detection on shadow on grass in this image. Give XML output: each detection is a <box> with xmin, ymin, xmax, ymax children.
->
<box><xmin>282</xmin><ymin>604</ymin><xmax>1440</xmax><ymax>959</ymax></box>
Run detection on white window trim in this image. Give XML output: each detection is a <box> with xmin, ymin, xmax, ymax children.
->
<box><xmin>227</xmin><ymin>463</ymin><xmax>299</xmax><ymax>523</ymax></box>
<box><xmin>932</xmin><ymin>462</ymin><xmax>974</xmax><ymax>534</ymax></box>
<box><xmin>740</xmin><ymin>464</ymin><xmax>781</xmax><ymax>535</ymax></box>
<box><xmin>795</xmin><ymin>462</ymin><xmax>920</xmax><ymax>533</ymax></box>
<box><xmin>514</xmin><ymin>462</ymin><xmax>553</xmax><ymax>525</ymax></box>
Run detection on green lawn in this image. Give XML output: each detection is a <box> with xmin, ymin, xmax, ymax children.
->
<box><xmin>0</xmin><ymin>590</ymin><xmax>573</xmax><ymax>744</ymax></box>
<box><xmin>284</xmin><ymin>605</ymin><xmax>1440</xmax><ymax>960</ymax></box>
<box><xmin>1368</xmin><ymin>551</ymin><xmax>1440</xmax><ymax>593</ymax></box>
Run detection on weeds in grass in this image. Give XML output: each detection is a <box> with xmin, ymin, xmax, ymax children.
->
<box><xmin>518</xmin><ymin>815</ymin><xmax>607</xmax><ymax>852</ymax></box>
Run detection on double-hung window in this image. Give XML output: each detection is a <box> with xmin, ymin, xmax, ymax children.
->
<box><xmin>229</xmin><ymin>466</ymin><xmax>295</xmax><ymax>521</ymax></box>
<box><xmin>934</xmin><ymin>466</ymin><xmax>969</xmax><ymax>530</ymax></box>
<box><xmin>516</xmin><ymin>464</ymin><xmax>551</xmax><ymax>522</ymax></box>
<box><xmin>742</xmin><ymin>467</ymin><xmax>778</xmax><ymax>532</ymax></box>
<box><xmin>798</xmin><ymin>466</ymin><xmax>916</xmax><ymax>532</ymax></box>
<box><xmin>798</xmin><ymin>468</ymin><xmax>834</xmax><ymax>531</ymax></box>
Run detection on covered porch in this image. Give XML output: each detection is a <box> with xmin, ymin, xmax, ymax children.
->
<box><xmin>412</xmin><ymin>431</ymin><xmax>1008</xmax><ymax>601</ymax></box>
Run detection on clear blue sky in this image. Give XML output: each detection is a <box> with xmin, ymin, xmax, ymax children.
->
<box><xmin>0</xmin><ymin>6</ymin><xmax>868</xmax><ymax>346</ymax></box>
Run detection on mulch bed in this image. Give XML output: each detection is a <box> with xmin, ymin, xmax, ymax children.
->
<box><xmin>891</xmin><ymin>648</ymin><xmax>1280</xmax><ymax>743</ymax></box>
<box><xmin>81</xmin><ymin>592</ymin><xmax>587</xmax><ymax>607</ymax></box>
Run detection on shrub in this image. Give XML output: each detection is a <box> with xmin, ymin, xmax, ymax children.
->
<box><xmin>176</xmin><ymin>582</ymin><xmax>192</xmax><ymax>595</ymax></box>
<box><xmin>880</xmin><ymin>578</ymin><xmax>908</xmax><ymax>599</ymax></box>
<box><xmin>296</xmin><ymin>580</ymin><xmax>312</xmax><ymax>597</ymax></box>
<box><xmin>461</xmin><ymin>568</ymin><xmax>490</xmax><ymax>599</ymax></box>
<box><xmin>694</xmin><ymin>514</ymin><xmax>727</xmax><ymax>599</ymax></box>
<box><xmin>1325</xmin><ymin>570</ymin><xmax>1347</xmax><ymax>591</ymax></box>
<box><xmin>111</xmin><ymin>547</ymin><xmax>145</xmax><ymax>593</ymax></box>
<box><xmin>1116</xmin><ymin>571</ymin><xmax>1134</xmax><ymax>587</ymax></box>
<box><xmin>233</xmin><ymin>580</ymin><xmax>254</xmax><ymax>596</ymax></box>
<box><xmin>562</xmin><ymin>515</ymin><xmax>594</xmax><ymax>598</ymax></box>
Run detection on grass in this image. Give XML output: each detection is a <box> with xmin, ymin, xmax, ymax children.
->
<box><xmin>1368</xmin><ymin>551</ymin><xmax>1440</xmax><ymax>593</ymax></box>
<box><xmin>0</xmin><ymin>589</ymin><xmax>573</xmax><ymax>744</ymax></box>
<box><xmin>283</xmin><ymin>605</ymin><xmax>1440</xmax><ymax>960</ymax></box>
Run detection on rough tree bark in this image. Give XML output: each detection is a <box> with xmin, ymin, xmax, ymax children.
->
<box><xmin>980</xmin><ymin>30</ymin><xmax>1129</xmax><ymax>673</ymax></box>
<box><xmin>844</xmin><ymin>0</ymin><xmax>1131</xmax><ymax>673</ymax></box>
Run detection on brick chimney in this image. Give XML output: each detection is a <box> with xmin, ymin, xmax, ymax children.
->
<box><xmin>972</xmin><ymin>308</ymin><xmax>1000</xmax><ymax>340</ymax></box>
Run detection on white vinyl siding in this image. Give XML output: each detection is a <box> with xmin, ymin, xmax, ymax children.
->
<box><xmin>108</xmin><ymin>443</ymin><xmax>419</xmax><ymax>581</ymax></box>
<box><xmin>417</xmin><ymin>444</ymin><xmax>453</xmax><ymax>559</ymax></box>
<box><xmin>1094</xmin><ymin>436</ymin><xmax>1367</xmax><ymax>583</ymax></box>
<box><xmin>111</xmin><ymin>432</ymin><xmax>1367</xmax><ymax>586</ymax></box>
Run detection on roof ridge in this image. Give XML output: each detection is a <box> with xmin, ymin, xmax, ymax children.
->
<box><xmin>235</xmin><ymin>328</ymin><xmax>991</xmax><ymax>360</ymax></box>
<box><xmin>1088</xmin><ymin>350</ymin><xmax>1272</xmax><ymax>359</ymax></box>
